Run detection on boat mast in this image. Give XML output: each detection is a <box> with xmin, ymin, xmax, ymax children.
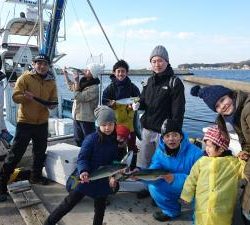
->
<box><xmin>38</xmin><ymin>0</ymin><xmax>44</xmax><ymax>52</ymax></box>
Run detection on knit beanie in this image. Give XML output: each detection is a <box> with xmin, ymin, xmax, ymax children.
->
<box><xmin>203</xmin><ymin>126</ymin><xmax>229</xmax><ymax>151</ymax></box>
<box><xmin>94</xmin><ymin>105</ymin><xmax>116</xmax><ymax>126</ymax></box>
<box><xmin>161</xmin><ymin>119</ymin><xmax>182</xmax><ymax>136</ymax></box>
<box><xmin>190</xmin><ymin>85</ymin><xmax>233</xmax><ymax>112</ymax></box>
<box><xmin>87</xmin><ymin>63</ymin><xmax>105</xmax><ymax>78</ymax></box>
<box><xmin>116</xmin><ymin>124</ymin><xmax>130</xmax><ymax>140</ymax></box>
<box><xmin>113</xmin><ymin>60</ymin><xmax>129</xmax><ymax>72</ymax></box>
<box><xmin>150</xmin><ymin>45</ymin><xmax>169</xmax><ymax>62</ymax></box>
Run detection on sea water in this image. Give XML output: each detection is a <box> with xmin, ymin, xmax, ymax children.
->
<box><xmin>56</xmin><ymin>69</ymin><xmax>250</xmax><ymax>138</ymax></box>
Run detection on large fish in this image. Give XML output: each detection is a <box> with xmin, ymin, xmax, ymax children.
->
<box><xmin>115</xmin><ymin>97</ymin><xmax>140</xmax><ymax>105</ymax></box>
<box><xmin>89</xmin><ymin>151</ymin><xmax>133</xmax><ymax>181</ymax></box>
<box><xmin>128</xmin><ymin>169</ymin><xmax>169</xmax><ymax>181</ymax></box>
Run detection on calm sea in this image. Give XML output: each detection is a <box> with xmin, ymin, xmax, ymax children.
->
<box><xmin>56</xmin><ymin>70</ymin><xmax>250</xmax><ymax>138</ymax></box>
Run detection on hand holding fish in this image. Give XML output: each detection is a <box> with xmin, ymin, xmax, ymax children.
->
<box><xmin>79</xmin><ymin>171</ymin><xmax>90</xmax><ymax>183</ymax></box>
<box><xmin>237</xmin><ymin>150</ymin><xmax>250</xmax><ymax>161</ymax></box>
<box><xmin>108</xmin><ymin>100</ymin><xmax>116</xmax><ymax>109</ymax></box>
<box><xmin>161</xmin><ymin>173</ymin><xmax>174</xmax><ymax>183</ymax></box>
<box><xmin>109</xmin><ymin>176</ymin><xmax>117</xmax><ymax>188</ymax></box>
<box><xmin>23</xmin><ymin>91</ymin><xmax>34</xmax><ymax>100</ymax></box>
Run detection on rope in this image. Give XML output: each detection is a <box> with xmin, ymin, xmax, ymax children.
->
<box><xmin>86</xmin><ymin>0</ymin><xmax>119</xmax><ymax>61</ymax></box>
<box><xmin>70</xmin><ymin>0</ymin><xmax>92</xmax><ymax>56</ymax></box>
<box><xmin>184</xmin><ymin>116</ymin><xmax>215</xmax><ymax>124</ymax></box>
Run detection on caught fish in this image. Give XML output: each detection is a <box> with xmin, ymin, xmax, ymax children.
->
<box><xmin>33</xmin><ymin>96</ymin><xmax>58</xmax><ymax>107</ymax></box>
<box><xmin>115</xmin><ymin>97</ymin><xmax>140</xmax><ymax>105</ymax></box>
<box><xmin>89</xmin><ymin>163</ymin><xmax>127</xmax><ymax>181</ymax></box>
<box><xmin>89</xmin><ymin>151</ymin><xmax>133</xmax><ymax>181</ymax></box>
<box><xmin>130</xmin><ymin>169</ymin><xmax>169</xmax><ymax>181</ymax></box>
<box><xmin>67</xmin><ymin>67</ymin><xmax>84</xmax><ymax>74</ymax></box>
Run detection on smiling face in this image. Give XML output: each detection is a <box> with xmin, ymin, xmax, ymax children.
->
<box><xmin>33</xmin><ymin>61</ymin><xmax>49</xmax><ymax>76</ymax></box>
<box><xmin>215</xmin><ymin>95</ymin><xmax>234</xmax><ymax>116</ymax></box>
<box><xmin>150</xmin><ymin>56</ymin><xmax>168</xmax><ymax>74</ymax></box>
<box><xmin>99</xmin><ymin>122</ymin><xmax>115</xmax><ymax>135</ymax></box>
<box><xmin>114</xmin><ymin>67</ymin><xmax>127</xmax><ymax>81</ymax></box>
<box><xmin>205</xmin><ymin>140</ymin><xmax>223</xmax><ymax>157</ymax></box>
<box><xmin>163</xmin><ymin>132</ymin><xmax>182</xmax><ymax>150</ymax></box>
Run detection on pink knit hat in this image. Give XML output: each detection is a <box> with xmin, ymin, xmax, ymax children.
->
<box><xmin>203</xmin><ymin>126</ymin><xmax>230</xmax><ymax>151</ymax></box>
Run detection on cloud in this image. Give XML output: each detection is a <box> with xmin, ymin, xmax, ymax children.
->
<box><xmin>119</xmin><ymin>17</ymin><xmax>158</xmax><ymax>26</ymax></box>
<box><xmin>176</xmin><ymin>32</ymin><xmax>195</xmax><ymax>39</ymax></box>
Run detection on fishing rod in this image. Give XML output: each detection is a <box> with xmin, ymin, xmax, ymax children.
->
<box><xmin>184</xmin><ymin>116</ymin><xmax>215</xmax><ymax>124</ymax></box>
<box><xmin>86</xmin><ymin>0</ymin><xmax>119</xmax><ymax>61</ymax></box>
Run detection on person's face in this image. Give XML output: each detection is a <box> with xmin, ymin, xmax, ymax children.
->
<box><xmin>215</xmin><ymin>95</ymin><xmax>234</xmax><ymax>116</ymax></box>
<box><xmin>99</xmin><ymin>122</ymin><xmax>115</xmax><ymax>135</ymax></box>
<box><xmin>114</xmin><ymin>67</ymin><xmax>127</xmax><ymax>81</ymax></box>
<box><xmin>34</xmin><ymin>61</ymin><xmax>49</xmax><ymax>75</ymax></box>
<box><xmin>205</xmin><ymin>140</ymin><xmax>223</xmax><ymax>157</ymax></box>
<box><xmin>151</xmin><ymin>56</ymin><xmax>168</xmax><ymax>74</ymax></box>
<box><xmin>84</xmin><ymin>69</ymin><xmax>93</xmax><ymax>79</ymax></box>
<box><xmin>163</xmin><ymin>132</ymin><xmax>182</xmax><ymax>149</ymax></box>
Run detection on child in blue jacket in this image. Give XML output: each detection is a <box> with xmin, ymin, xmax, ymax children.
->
<box><xmin>44</xmin><ymin>106</ymin><xmax>119</xmax><ymax>225</ymax></box>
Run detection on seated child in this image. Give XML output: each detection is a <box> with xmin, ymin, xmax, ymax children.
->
<box><xmin>181</xmin><ymin>125</ymin><xmax>246</xmax><ymax>225</ymax></box>
<box><xmin>116</xmin><ymin>124</ymin><xmax>130</xmax><ymax>161</ymax></box>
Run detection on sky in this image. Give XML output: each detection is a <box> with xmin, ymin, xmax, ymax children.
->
<box><xmin>1</xmin><ymin>0</ymin><xmax>250</xmax><ymax>69</ymax></box>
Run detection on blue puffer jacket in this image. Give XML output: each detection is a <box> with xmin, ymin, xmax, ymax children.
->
<box><xmin>148</xmin><ymin>133</ymin><xmax>203</xmax><ymax>217</ymax></box>
<box><xmin>75</xmin><ymin>131</ymin><xmax>118</xmax><ymax>198</ymax></box>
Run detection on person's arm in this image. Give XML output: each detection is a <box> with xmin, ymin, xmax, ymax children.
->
<box><xmin>77</xmin><ymin>135</ymin><xmax>94</xmax><ymax>174</ymax></box>
<box><xmin>170</xmin><ymin>78</ymin><xmax>185</xmax><ymax>125</ymax></box>
<box><xmin>12</xmin><ymin>75</ymin><xmax>33</xmax><ymax>104</ymax></box>
<box><xmin>74</xmin><ymin>85</ymin><xmax>98</xmax><ymax>103</ymax></box>
<box><xmin>63</xmin><ymin>68</ymin><xmax>75</xmax><ymax>91</ymax></box>
<box><xmin>180</xmin><ymin>160</ymin><xmax>200</xmax><ymax>203</ymax></box>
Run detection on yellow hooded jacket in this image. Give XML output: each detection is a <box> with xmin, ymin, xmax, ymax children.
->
<box><xmin>181</xmin><ymin>156</ymin><xmax>245</xmax><ymax>225</ymax></box>
<box><xmin>12</xmin><ymin>71</ymin><xmax>57</xmax><ymax>124</ymax></box>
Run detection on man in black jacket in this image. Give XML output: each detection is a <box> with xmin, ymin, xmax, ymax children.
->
<box><xmin>132</xmin><ymin>45</ymin><xmax>185</xmax><ymax>198</ymax></box>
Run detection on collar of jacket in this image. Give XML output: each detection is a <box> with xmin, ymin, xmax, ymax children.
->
<box><xmin>31</xmin><ymin>69</ymin><xmax>55</xmax><ymax>81</ymax></box>
<box><xmin>152</xmin><ymin>65</ymin><xmax>174</xmax><ymax>83</ymax></box>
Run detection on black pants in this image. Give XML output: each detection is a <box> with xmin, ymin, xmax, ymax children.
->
<box><xmin>45</xmin><ymin>190</ymin><xmax>107</xmax><ymax>225</ymax></box>
<box><xmin>0</xmin><ymin>122</ymin><xmax>48</xmax><ymax>194</ymax></box>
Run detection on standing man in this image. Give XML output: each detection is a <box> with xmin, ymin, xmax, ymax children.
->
<box><xmin>102</xmin><ymin>60</ymin><xmax>140</xmax><ymax>154</ymax></box>
<box><xmin>133</xmin><ymin>45</ymin><xmax>185</xmax><ymax>198</ymax></box>
<box><xmin>0</xmin><ymin>54</ymin><xmax>57</xmax><ymax>202</ymax></box>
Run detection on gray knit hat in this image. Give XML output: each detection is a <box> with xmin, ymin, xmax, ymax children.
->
<box><xmin>150</xmin><ymin>45</ymin><xmax>169</xmax><ymax>62</ymax></box>
<box><xmin>94</xmin><ymin>105</ymin><xmax>116</xmax><ymax>126</ymax></box>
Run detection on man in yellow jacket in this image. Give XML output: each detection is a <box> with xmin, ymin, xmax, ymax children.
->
<box><xmin>0</xmin><ymin>54</ymin><xmax>57</xmax><ymax>202</ymax></box>
<box><xmin>181</xmin><ymin>126</ymin><xmax>245</xmax><ymax>225</ymax></box>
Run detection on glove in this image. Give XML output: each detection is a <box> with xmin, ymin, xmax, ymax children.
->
<box><xmin>132</xmin><ymin>102</ymin><xmax>140</xmax><ymax>111</ymax></box>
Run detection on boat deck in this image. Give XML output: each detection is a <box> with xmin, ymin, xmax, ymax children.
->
<box><xmin>0</xmin><ymin>140</ymin><xmax>246</xmax><ymax>225</ymax></box>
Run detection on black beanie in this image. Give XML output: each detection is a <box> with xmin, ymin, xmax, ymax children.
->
<box><xmin>190</xmin><ymin>85</ymin><xmax>233</xmax><ymax>112</ymax></box>
<box><xmin>161</xmin><ymin>119</ymin><xmax>182</xmax><ymax>136</ymax></box>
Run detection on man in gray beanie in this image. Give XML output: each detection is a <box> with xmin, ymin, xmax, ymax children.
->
<box><xmin>132</xmin><ymin>45</ymin><xmax>185</xmax><ymax>199</ymax></box>
<box><xmin>149</xmin><ymin>45</ymin><xmax>169</xmax><ymax>63</ymax></box>
<box><xmin>94</xmin><ymin>105</ymin><xmax>116</xmax><ymax>126</ymax></box>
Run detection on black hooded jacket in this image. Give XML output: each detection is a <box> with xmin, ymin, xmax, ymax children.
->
<box><xmin>139</xmin><ymin>65</ymin><xmax>185</xmax><ymax>132</ymax></box>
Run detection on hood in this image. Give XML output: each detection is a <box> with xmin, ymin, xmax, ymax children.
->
<box><xmin>157</xmin><ymin>132</ymin><xmax>190</xmax><ymax>156</ymax></box>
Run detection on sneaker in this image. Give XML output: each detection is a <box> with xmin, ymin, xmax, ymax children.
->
<box><xmin>153</xmin><ymin>211</ymin><xmax>171</xmax><ymax>222</ymax></box>
<box><xmin>137</xmin><ymin>189</ymin><xmax>150</xmax><ymax>199</ymax></box>
<box><xmin>0</xmin><ymin>193</ymin><xmax>7</xmax><ymax>202</ymax></box>
<box><xmin>30</xmin><ymin>176</ymin><xmax>49</xmax><ymax>185</ymax></box>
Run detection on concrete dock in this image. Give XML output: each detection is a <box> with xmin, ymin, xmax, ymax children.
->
<box><xmin>184</xmin><ymin>75</ymin><xmax>250</xmax><ymax>93</ymax></box>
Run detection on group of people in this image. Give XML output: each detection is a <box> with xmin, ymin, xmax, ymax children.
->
<box><xmin>0</xmin><ymin>44</ymin><xmax>249</xmax><ymax>225</ymax></box>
